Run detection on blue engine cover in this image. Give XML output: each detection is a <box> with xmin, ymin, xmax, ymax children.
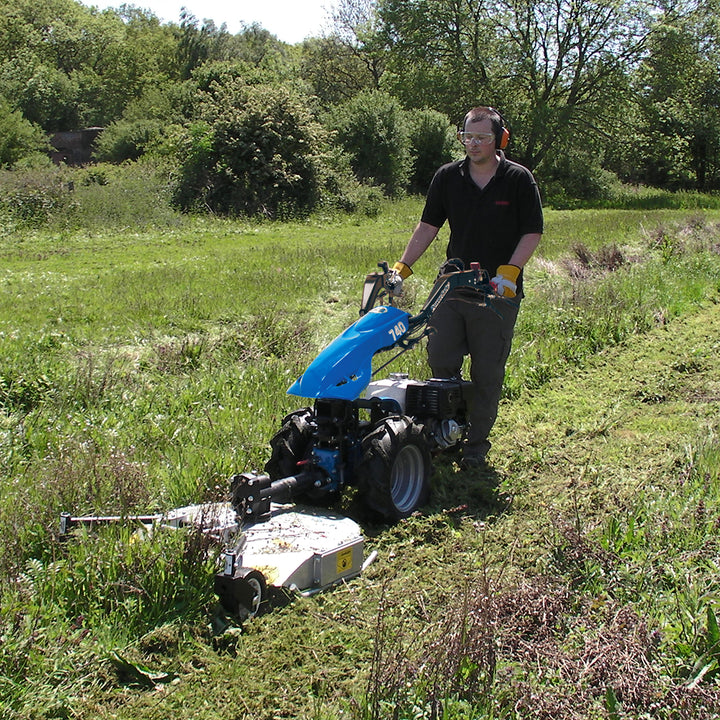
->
<box><xmin>288</xmin><ymin>305</ymin><xmax>411</xmax><ymax>400</ymax></box>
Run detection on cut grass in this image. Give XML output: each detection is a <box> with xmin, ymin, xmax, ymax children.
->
<box><xmin>21</xmin><ymin>301</ymin><xmax>717</xmax><ymax>720</ymax></box>
<box><xmin>1</xmin><ymin>203</ymin><xmax>720</xmax><ymax>718</ymax></box>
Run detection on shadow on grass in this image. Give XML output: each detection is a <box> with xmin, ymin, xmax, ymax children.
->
<box><xmin>343</xmin><ymin>453</ymin><xmax>512</xmax><ymax>537</ymax></box>
<box><xmin>427</xmin><ymin>453</ymin><xmax>513</xmax><ymax>522</ymax></box>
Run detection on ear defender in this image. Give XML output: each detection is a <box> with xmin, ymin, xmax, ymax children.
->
<box><xmin>491</xmin><ymin>107</ymin><xmax>510</xmax><ymax>149</ymax></box>
<box><xmin>497</xmin><ymin>125</ymin><xmax>510</xmax><ymax>150</ymax></box>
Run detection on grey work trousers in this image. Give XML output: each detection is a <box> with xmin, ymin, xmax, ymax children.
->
<box><xmin>426</xmin><ymin>293</ymin><xmax>521</xmax><ymax>457</ymax></box>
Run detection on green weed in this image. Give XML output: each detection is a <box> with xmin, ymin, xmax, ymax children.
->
<box><xmin>1</xmin><ymin>199</ymin><xmax>720</xmax><ymax>718</ymax></box>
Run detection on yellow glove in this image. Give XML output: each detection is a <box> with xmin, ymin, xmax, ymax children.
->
<box><xmin>491</xmin><ymin>264</ymin><xmax>521</xmax><ymax>298</ymax></box>
<box><xmin>387</xmin><ymin>261</ymin><xmax>413</xmax><ymax>296</ymax></box>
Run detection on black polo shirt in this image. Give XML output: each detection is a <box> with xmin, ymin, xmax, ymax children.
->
<box><xmin>420</xmin><ymin>152</ymin><xmax>543</xmax><ymax>291</ymax></box>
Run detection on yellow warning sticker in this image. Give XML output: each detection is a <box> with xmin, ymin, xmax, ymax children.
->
<box><xmin>336</xmin><ymin>547</ymin><xmax>353</xmax><ymax>574</ymax></box>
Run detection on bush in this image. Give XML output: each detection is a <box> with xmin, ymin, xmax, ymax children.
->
<box><xmin>0</xmin><ymin>99</ymin><xmax>49</xmax><ymax>168</ymax></box>
<box><xmin>94</xmin><ymin>82</ymin><xmax>198</xmax><ymax>163</ymax></box>
<box><xmin>0</xmin><ymin>167</ymin><xmax>70</xmax><ymax>230</ymax></box>
<box><xmin>537</xmin><ymin>150</ymin><xmax>623</xmax><ymax>209</ymax></box>
<box><xmin>327</xmin><ymin>90</ymin><xmax>411</xmax><ymax>198</ymax></box>
<box><xmin>319</xmin><ymin>157</ymin><xmax>385</xmax><ymax>216</ymax></box>
<box><xmin>172</xmin><ymin>82</ymin><xmax>328</xmax><ymax>219</ymax></box>
<box><xmin>406</xmin><ymin>108</ymin><xmax>458</xmax><ymax>194</ymax></box>
<box><xmin>66</xmin><ymin>160</ymin><xmax>180</xmax><ymax>230</ymax></box>
<box><xmin>94</xmin><ymin>119</ymin><xmax>166</xmax><ymax>162</ymax></box>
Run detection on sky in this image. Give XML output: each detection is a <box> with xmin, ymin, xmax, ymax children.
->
<box><xmin>82</xmin><ymin>0</ymin><xmax>333</xmax><ymax>44</ymax></box>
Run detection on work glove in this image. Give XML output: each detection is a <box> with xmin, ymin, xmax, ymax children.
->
<box><xmin>386</xmin><ymin>261</ymin><xmax>412</xmax><ymax>296</ymax></box>
<box><xmin>491</xmin><ymin>264</ymin><xmax>521</xmax><ymax>298</ymax></box>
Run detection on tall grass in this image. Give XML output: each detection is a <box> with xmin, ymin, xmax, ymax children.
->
<box><xmin>2</xmin><ymin>205</ymin><xmax>719</xmax><ymax>564</ymax></box>
<box><xmin>2</xmin><ymin>172</ymin><xmax>720</xmax><ymax>717</ymax></box>
<box><xmin>0</xmin><ymin>522</ymin><xmax>217</xmax><ymax>719</ymax></box>
<box><xmin>596</xmin><ymin>436</ymin><xmax>720</xmax><ymax>682</ymax></box>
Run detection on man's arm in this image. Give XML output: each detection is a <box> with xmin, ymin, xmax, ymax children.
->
<box><xmin>399</xmin><ymin>221</ymin><xmax>441</xmax><ymax>268</ymax></box>
<box><xmin>508</xmin><ymin>232</ymin><xmax>542</xmax><ymax>269</ymax></box>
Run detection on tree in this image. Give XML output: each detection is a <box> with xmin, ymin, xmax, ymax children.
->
<box><xmin>301</xmin><ymin>35</ymin><xmax>378</xmax><ymax>106</ymax></box>
<box><xmin>226</xmin><ymin>22</ymin><xmax>295</xmax><ymax>68</ymax></box>
<box><xmin>377</xmin><ymin>0</ymin><xmax>501</xmax><ymax>122</ymax></box>
<box><xmin>0</xmin><ymin>0</ymin><xmax>181</xmax><ymax>130</ymax></box>
<box><xmin>330</xmin><ymin>0</ymin><xmax>387</xmax><ymax>88</ymax></box>
<box><xmin>625</xmin><ymin>1</ymin><xmax>720</xmax><ymax>190</ymax></box>
<box><xmin>378</xmin><ymin>0</ymin><xmax>654</xmax><ymax>174</ymax></box>
<box><xmin>300</xmin><ymin>0</ymin><xmax>392</xmax><ymax>108</ymax></box>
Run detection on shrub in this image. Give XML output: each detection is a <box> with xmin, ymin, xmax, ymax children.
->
<box><xmin>537</xmin><ymin>150</ymin><xmax>622</xmax><ymax>209</ymax></box>
<box><xmin>0</xmin><ymin>167</ymin><xmax>70</xmax><ymax>230</ymax></box>
<box><xmin>318</xmin><ymin>149</ymin><xmax>385</xmax><ymax>216</ymax></box>
<box><xmin>327</xmin><ymin>90</ymin><xmax>411</xmax><ymax>198</ymax></box>
<box><xmin>66</xmin><ymin>160</ymin><xmax>180</xmax><ymax>229</ymax></box>
<box><xmin>406</xmin><ymin>108</ymin><xmax>458</xmax><ymax>194</ymax></box>
<box><xmin>172</xmin><ymin>82</ymin><xmax>328</xmax><ymax>219</ymax></box>
<box><xmin>0</xmin><ymin>99</ymin><xmax>49</xmax><ymax>169</ymax></box>
<box><xmin>94</xmin><ymin>82</ymin><xmax>198</xmax><ymax>163</ymax></box>
<box><xmin>94</xmin><ymin>118</ymin><xmax>166</xmax><ymax>162</ymax></box>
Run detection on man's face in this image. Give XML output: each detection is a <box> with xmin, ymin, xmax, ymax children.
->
<box><xmin>459</xmin><ymin>118</ymin><xmax>497</xmax><ymax>164</ymax></box>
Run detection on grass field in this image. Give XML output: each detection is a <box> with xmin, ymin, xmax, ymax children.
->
<box><xmin>2</xmin><ymin>187</ymin><xmax>720</xmax><ymax>718</ymax></box>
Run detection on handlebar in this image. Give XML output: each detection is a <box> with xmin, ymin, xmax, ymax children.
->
<box><xmin>360</xmin><ymin>261</ymin><xmax>498</xmax><ymax>320</ymax></box>
<box><xmin>359</xmin><ymin>262</ymin><xmax>394</xmax><ymax>316</ymax></box>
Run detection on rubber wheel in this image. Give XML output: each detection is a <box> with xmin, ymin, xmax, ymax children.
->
<box><xmin>215</xmin><ymin>567</ymin><xmax>267</xmax><ymax>621</ymax></box>
<box><xmin>356</xmin><ymin>415</ymin><xmax>431</xmax><ymax>521</ymax></box>
<box><xmin>264</xmin><ymin>408</ymin><xmax>314</xmax><ymax>480</ymax></box>
<box><xmin>235</xmin><ymin>568</ymin><xmax>266</xmax><ymax>620</ymax></box>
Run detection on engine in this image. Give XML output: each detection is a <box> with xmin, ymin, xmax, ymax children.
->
<box><xmin>364</xmin><ymin>374</ymin><xmax>473</xmax><ymax>449</ymax></box>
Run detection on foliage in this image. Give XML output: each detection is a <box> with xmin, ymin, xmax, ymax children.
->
<box><xmin>0</xmin><ymin>98</ymin><xmax>48</xmax><ymax>168</ymax></box>
<box><xmin>317</xmin><ymin>156</ymin><xmax>387</xmax><ymax>216</ymax></box>
<box><xmin>0</xmin><ymin>0</ymin><xmax>181</xmax><ymax>130</ymax></box>
<box><xmin>300</xmin><ymin>34</ymin><xmax>379</xmax><ymax>106</ymax></box>
<box><xmin>378</xmin><ymin>0</ymin><xmax>647</xmax><ymax>172</ymax></box>
<box><xmin>94</xmin><ymin>81</ymin><xmax>197</xmax><ymax>163</ymax></box>
<box><xmin>307</xmin><ymin>0</ymin><xmax>387</xmax><ymax>106</ymax></box>
<box><xmin>0</xmin><ymin>161</ymin><xmax>183</xmax><ymax>234</ymax></box>
<box><xmin>65</xmin><ymin>161</ymin><xmax>181</xmax><ymax>230</ymax></box>
<box><xmin>0</xmin><ymin>166</ymin><xmax>70</xmax><ymax>230</ymax></box>
<box><xmin>172</xmin><ymin>81</ymin><xmax>328</xmax><ymax>218</ymax></box>
<box><xmin>623</xmin><ymin>2</ymin><xmax>720</xmax><ymax>191</ymax></box>
<box><xmin>2</xmin><ymin>0</ymin><xmax>720</xmax><ymax>207</ymax></box>
<box><xmin>538</xmin><ymin>150</ymin><xmax>624</xmax><ymax>208</ymax></box>
<box><xmin>328</xmin><ymin>89</ymin><xmax>411</xmax><ymax>197</ymax></box>
<box><xmin>1</xmin><ymin>0</ymin><xmax>720</xmax><ymax>211</ymax></box>
<box><xmin>406</xmin><ymin>108</ymin><xmax>458</xmax><ymax>194</ymax></box>
<box><xmin>94</xmin><ymin>119</ymin><xmax>166</xmax><ymax>162</ymax></box>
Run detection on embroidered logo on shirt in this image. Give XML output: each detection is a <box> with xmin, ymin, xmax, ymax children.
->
<box><xmin>495</xmin><ymin>200</ymin><xmax>510</xmax><ymax>206</ymax></box>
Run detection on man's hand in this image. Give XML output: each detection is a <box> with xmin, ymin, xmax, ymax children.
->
<box><xmin>491</xmin><ymin>264</ymin><xmax>521</xmax><ymax>298</ymax></box>
<box><xmin>386</xmin><ymin>261</ymin><xmax>412</xmax><ymax>296</ymax></box>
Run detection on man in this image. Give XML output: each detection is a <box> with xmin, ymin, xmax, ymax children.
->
<box><xmin>389</xmin><ymin>106</ymin><xmax>543</xmax><ymax>467</ymax></box>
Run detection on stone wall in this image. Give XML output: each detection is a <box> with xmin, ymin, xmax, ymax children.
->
<box><xmin>49</xmin><ymin>127</ymin><xmax>104</xmax><ymax>165</ymax></box>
